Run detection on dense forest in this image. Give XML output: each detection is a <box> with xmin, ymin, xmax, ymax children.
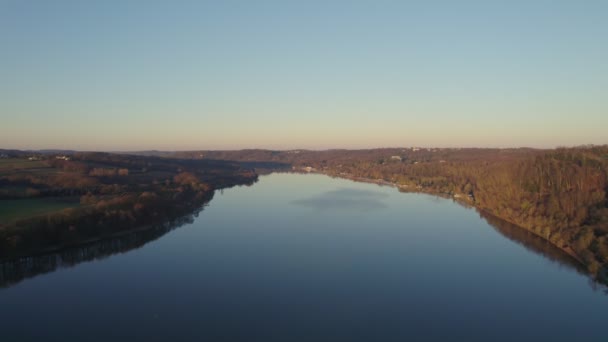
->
<box><xmin>160</xmin><ymin>146</ymin><xmax>608</xmax><ymax>283</ymax></box>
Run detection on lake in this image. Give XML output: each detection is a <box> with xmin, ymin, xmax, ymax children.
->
<box><xmin>0</xmin><ymin>173</ymin><xmax>606</xmax><ymax>341</ymax></box>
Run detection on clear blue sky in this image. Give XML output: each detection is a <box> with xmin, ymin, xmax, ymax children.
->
<box><xmin>1</xmin><ymin>0</ymin><xmax>606</xmax><ymax>151</ymax></box>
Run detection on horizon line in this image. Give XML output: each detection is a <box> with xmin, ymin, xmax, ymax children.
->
<box><xmin>2</xmin><ymin>144</ymin><xmax>607</xmax><ymax>154</ymax></box>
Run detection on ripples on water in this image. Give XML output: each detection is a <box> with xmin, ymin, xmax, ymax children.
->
<box><xmin>291</xmin><ymin>187</ymin><xmax>390</xmax><ymax>211</ymax></box>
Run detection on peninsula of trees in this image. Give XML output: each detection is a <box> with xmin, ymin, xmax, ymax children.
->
<box><xmin>0</xmin><ymin>151</ymin><xmax>258</xmax><ymax>260</ymax></box>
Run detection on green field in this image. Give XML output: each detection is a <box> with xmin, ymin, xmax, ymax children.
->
<box><xmin>0</xmin><ymin>159</ymin><xmax>54</xmax><ymax>178</ymax></box>
<box><xmin>0</xmin><ymin>197</ymin><xmax>80</xmax><ymax>224</ymax></box>
<box><xmin>0</xmin><ymin>159</ymin><xmax>47</xmax><ymax>169</ymax></box>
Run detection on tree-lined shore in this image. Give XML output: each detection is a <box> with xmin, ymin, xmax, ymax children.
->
<box><xmin>161</xmin><ymin>146</ymin><xmax>608</xmax><ymax>282</ymax></box>
<box><xmin>0</xmin><ymin>152</ymin><xmax>258</xmax><ymax>260</ymax></box>
<box><xmin>2</xmin><ymin>146</ymin><xmax>607</xmax><ymax>284</ymax></box>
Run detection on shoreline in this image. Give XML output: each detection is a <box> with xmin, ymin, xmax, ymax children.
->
<box><xmin>302</xmin><ymin>171</ymin><xmax>589</xmax><ymax>267</ymax></box>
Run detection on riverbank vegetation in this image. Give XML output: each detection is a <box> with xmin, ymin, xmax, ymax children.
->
<box><xmin>2</xmin><ymin>146</ymin><xmax>607</xmax><ymax>284</ymax></box>
<box><xmin>0</xmin><ymin>152</ymin><xmax>257</xmax><ymax>259</ymax></box>
<box><xmin>162</xmin><ymin>146</ymin><xmax>608</xmax><ymax>282</ymax></box>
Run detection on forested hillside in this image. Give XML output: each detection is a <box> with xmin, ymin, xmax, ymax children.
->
<box><xmin>172</xmin><ymin>146</ymin><xmax>608</xmax><ymax>282</ymax></box>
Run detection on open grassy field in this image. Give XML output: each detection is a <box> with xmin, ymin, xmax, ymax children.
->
<box><xmin>0</xmin><ymin>159</ymin><xmax>47</xmax><ymax>169</ymax></box>
<box><xmin>0</xmin><ymin>159</ymin><xmax>54</xmax><ymax>177</ymax></box>
<box><xmin>0</xmin><ymin>197</ymin><xmax>80</xmax><ymax>225</ymax></box>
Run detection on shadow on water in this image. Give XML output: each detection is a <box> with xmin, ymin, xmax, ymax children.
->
<box><xmin>0</xmin><ymin>199</ymin><xmax>210</xmax><ymax>288</ymax></box>
<box><xmin>477</xmin><ymin>209</ymin><xmax>608</xmax><ymax>293</ymax></box>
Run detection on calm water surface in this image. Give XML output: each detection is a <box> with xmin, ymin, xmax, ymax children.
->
<box><xmin>1</xmin><ymin>173</ymin><xmax>606</xmax><ymax>341</ymax></box>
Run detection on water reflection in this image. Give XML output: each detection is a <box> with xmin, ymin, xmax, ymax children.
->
<box><xmin>291</xmin><ymin>187</ymin><xmax>389</xmax><ymax>212</ymax></box>
<box><xmin>479</xmin><ymin>210</ymin><xmax>585</xmax><ymax>271</ymax></box>
<box><xmin>476</xmin><ymin>209</ymin><xmax>608</xmax><ymax>294</ymax></box>
<box><xmin>1</xmin><ymin>184</ymin><xmax>605</xmax><ymax>293</ymax></box>
<box><xmin>0</xmin><ymin>202</ymin><xmax>207</xmax><ymax>288</ymax></box>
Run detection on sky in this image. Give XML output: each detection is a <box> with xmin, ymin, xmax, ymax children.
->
<box><xmin>1</xmin><ymin>0</ymin><xmax>607</xmax><ymax>151</ymax></box>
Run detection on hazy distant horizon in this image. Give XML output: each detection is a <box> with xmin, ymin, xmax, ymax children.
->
<box><xmin>3</xmin><ymin>143</ymin><xmax>605</xmax><ymax>153</ymax></box>
<box><xmin>2</xmin><ymin>1</ymin><xmax>607</xmax><ymax>150</ymax></box>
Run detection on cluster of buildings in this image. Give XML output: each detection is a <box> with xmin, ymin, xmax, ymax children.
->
<box><xmin>410</xmin><ymin>147</ymin><xmax>439</xmax><ymax>152</ymax></box>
